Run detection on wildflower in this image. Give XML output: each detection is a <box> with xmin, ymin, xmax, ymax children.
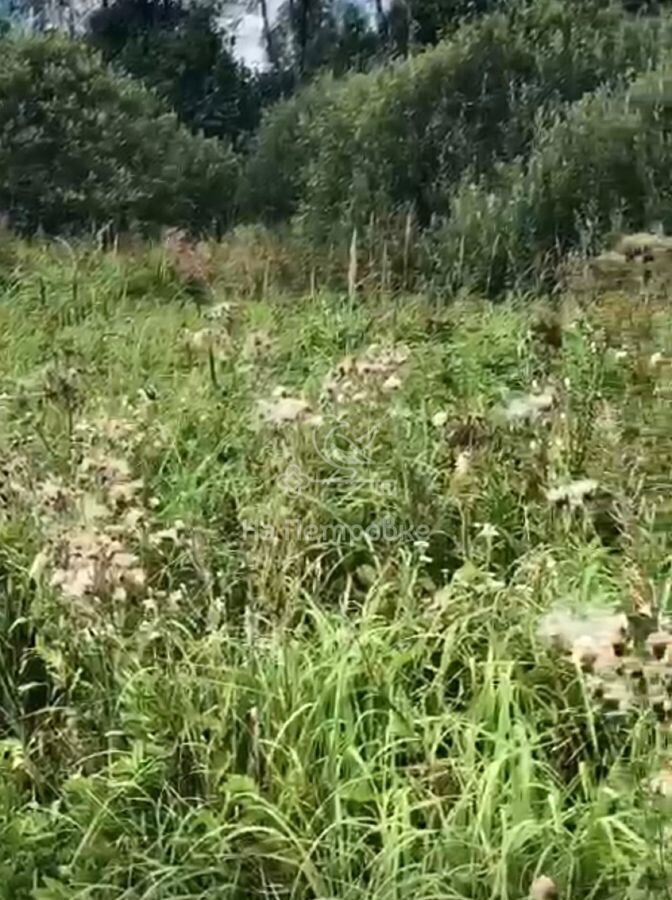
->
<box><xmin>622</xmin><ymin>656</ymin><xmax>645</xmax><ymax>684</ymax></box>
<box><xmin>50</xmin><ymin>529</ymin><xmax>147</xmax><ymax>604</ymax></box>
<box><xmin>571</xmin><ymin>635</ymin><xmax>599</xmax><ymax>672</ymax></box>
<box><xmin>651</xmin><ymin>692</ymin><xmax>669</xmax><ymax>723</ymax></box>
<box><xmin>108</xmin><ymin>478</ymin><xmax>143</xmax><ymax>509</ymax></box>
<box><xmin>182</xmin><ymin>327</ymin><xmax>231</xmax><ymax>359</ymax></box>
<box><xmin>476</xmin><ymin>522</ymin><xmax>498</xmax><ymax>541</ymax></box>
<box><xmin>322</xmin><ymin>344</ymin><xmax>409</xmax><ymax>406</ymax></box>
<box><xmin>244</xmin><ymin>330</ymin><xmax>273</xmax><ymax>359</ymax></box>
<box><xmin>382</xmin><ymin>374</ymin><xmax>402</xmax><ymax>393</ymax></box>
<box><xmin>649</xmin><ymin>351</ymin><xmax>665</xmax><ymax>370</ymax></box>
<box><xmin>431</xmin><ymin>410</ymin><xmax>448</xmax><ymax>428</ymax></box>
<box><xmin>539</xmin><ymin>608</ymin><xmax>627</xmax><ymax>656</ymax></box>
<box><xmin>149</xmin><ymin>526</ymin><xmax>182</xmax><ymax>547</ymax></box>
<box><xmin>304</xmin><ymin>413</ymin><xmax>324</xmax><ymax>427</ymax></box>
<box><xmin>602</xmin><ymin>681</ymin><xmax>631</xmax><ymax>712</ymax></box>
<box><xmin>204</xmin><ymin>301</ymin><xmax>233</xmax><ymax>323</ymax></box>
<box><xmin>122</xmin><ymin>508</ymin><xmax>145</xmax><ymax>532</ymax></box>
<box><xmin>39</xmin><ymin>479</ymin><xmax>72</xmax><ymax>515</ymax></box>
<box><xmin>615</xmin><ymin>231</ymin><xmax>672</xmax><ymax>260</ymax></box>
<box><xmin>454</xmin><ymin>450</ymin><xmax>471</xmax><ymax>478</ymax></box>
<box><xmin>336</xmin><ymin>355</ymin><xmax>355</xmax><ymax>377</ymax></box>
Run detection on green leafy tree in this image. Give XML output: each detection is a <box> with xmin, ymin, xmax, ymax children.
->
<box><xmin>0</xmin><ymin>35</ymin><xmax>238</xmax><ymax>234</ymax></box>
<box><xmin>268</xmin><ymin>0</ymin><xmax>381</xmax><ymax>80</ymax></box>
<box><xmin>429</xmin><ymin>67</ymin><xmax>672</xmax><ymax>295</ymax></box>
<box><xmin>88</xmin><ymin>0</ymin><xmax>260</xmax><ymax>147</ymax></box>
<box><xmin>386</xmin><ymin>0</ymin><xmax>500</xmax><ymax>55</ymax></box>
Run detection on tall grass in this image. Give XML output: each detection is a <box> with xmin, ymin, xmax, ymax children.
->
<box><xmin>0</xmin><ymin>238</ymin><xmax>671</xmax><ymax>897</ymax></box>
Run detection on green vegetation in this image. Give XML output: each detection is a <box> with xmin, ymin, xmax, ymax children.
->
<box><xmin>244</xmin><ymin>0</ymin><xmax>669</xmax><ymax>239</ymax></box>
<box><xmin>3</xmin><ymin>1</ymin><xmax>672</xmax><ymax>896</ymax></box>
<box><xmin>1</xmin><ymin>234</ymin><xmax>672</xmax><ymax>897</ymax></box>
<box><xmin>5</xmin><ymin>1</ymin><xmax>672</xmax><ymax>296</ymax></box>
<box><xmin>0</xmin><ymin>38</ymin><xmax>238</xmax><ymax>234</ymax></box>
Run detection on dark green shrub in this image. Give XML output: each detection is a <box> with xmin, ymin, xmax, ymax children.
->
<box><xmin>428</xmin><ymin>74</ymin><xmax>672</xmax><ymax>295</ymax></box>
<box><xmin>0</xmin><ymin>36</ymin><xmax>239</xmax><ymax>235</ymax></box>
<box><xmin>237</xmin><ymin>77</ymin><xmax>336</xmax><ymax>224</ymax></box>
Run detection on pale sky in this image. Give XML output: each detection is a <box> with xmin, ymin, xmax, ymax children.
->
<box><xmin>230</xmin><ymin>0</ymin><xmax>279</xmax><ymax>69</ymax></box>
<box><xmin>231</xmin><ymin>0</ymin><xmax>379</xmax><ymax>69</ymax></box>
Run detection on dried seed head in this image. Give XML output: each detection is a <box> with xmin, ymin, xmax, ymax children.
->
<box><xmin>602</xmin><ymin>681</ymin><xmax>631</xmax><ymax>712</ymax></box>
<box><xmin>546</xmin><ymin>478</ymin><xmax>599</xmax><ymax>507</ymax></box>
<box><xmin>505</xmin><ymin>390</ymin><xmax>555</xmax><ymax>424</ymax></box>
<box><xmin>651</xmin><ymin>693</ymin><xmax>668</xmax><ymax>722</ymax></box>
<box><xmin>622</xmin><ymin>656</ymin><xmax>645</xmax><ymax>680</ymax></box>
<box><xmin>257</xmin><ymin>395</ymin><xmax>312</xmax><ymax>426</ymax></box>
<box><xmin>571</xmin><ymin>635</ymin><xmax>599</xmax><ymax>673</ymax></box>
<box><xmin>530</xmin><ymin>875</ymin><xmax>559</xmax><ymax>900</ymax></box>
<box><xmin>650</xmin><ymin>767</ymin><xmax>672</xmax><ymax>798</ymax></box>
<box><xmin>588</xmin><ymin>675</ymin><xmax>605</xmax><ymax>700</ymax></box>
<box><xmin>382</xmin><ymin>374</ymin><xmax>402</xmax><ymax>393</ymax></box>
<box><xmin>611</xmin><ymin>634</ymin><xmax>627</xmax><ymax>658</ymax></box>
<box><xmin>648</xmin><ymin>632</ymin><xmax>672</xmax><ymax>661</ymax></box>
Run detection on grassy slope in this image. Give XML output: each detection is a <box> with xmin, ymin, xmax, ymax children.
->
<box><xmin>1</xmin><ymin>240</ymin><xmax>672</xmax><ymax>899</ymax></box>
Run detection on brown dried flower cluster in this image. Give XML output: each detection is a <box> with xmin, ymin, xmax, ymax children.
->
<box><xmin>540</xmin><ymin>605</ymin><xmax>672</xmax><ymax>721</ymax></box>
<box><xmin>24</xmin><ymin>413</ymin><xmax>189</xmax><ymax>630</ymax></box>
<box><xmin>322</xmin><ymin>344</ymin><xmax>410</xmax><ymax>405</ymax></box>
<box><xmin>51</xmin><ymin>529</ymin><xmax>146</xmax><ymax>604</ymax></box>
<box><xmin>181</xmin><ymin>326</ymin><xmax>233</xmax><ymax>360</ymax></box>
<box><xmin>504</xmin><ymin>388</ymin><xmax>556</xmax><ymax>424</ymax></box>
<box><xmin>164</xmin><ymin>227</ymin><xmax>213</xmax><ymax>287</ymax></box>
<box><xmin>243</xmin><ymin>329</ymin><xmax>274</xmax><ymax>360</ymax></box>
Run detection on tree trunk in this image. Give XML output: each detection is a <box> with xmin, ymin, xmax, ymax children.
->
<box><xmin>259</xmin><ymin>0</ymin><xmax>277</xmax><ymax>67</ymax></box>
<box><xmin>374</xmin><ymin>0</ymin><xmax>387</xmax><ymax>39</ymax></box>
<box><xmin>297</xmin><ymin>0</ymin><xmax>309</xmax><ymax>78</ymax></box>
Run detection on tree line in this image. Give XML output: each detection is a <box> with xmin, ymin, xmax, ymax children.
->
<box><xmin>2</xmin><ymin>0</ymin><xmax>672</xmax><ymax>296</ymax></box>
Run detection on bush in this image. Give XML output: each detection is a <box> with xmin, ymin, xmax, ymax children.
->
<box><xmin>0</xmin><ymin>36</ymin><xmax>239</xmax><ymax>235</ymax></box>
<box><xmin>427</xmin><ymin>73</ymin><xmax>672</xmax><ymax>295</ymax></box>
<box><xmin>242</xmin><ymin>0</ymin><xmax>671</xmax><ymax>241</ymax></box>
<box><xmin>237</xmin><ymin>78</ymin><xmax>337</xmax><ymax>224</ymax></box>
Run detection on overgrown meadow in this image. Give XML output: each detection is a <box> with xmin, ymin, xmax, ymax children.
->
<box><xmin>0</xmin><ymin>235</ymin><xmax>671</xmax><ymax>899</ymax></box>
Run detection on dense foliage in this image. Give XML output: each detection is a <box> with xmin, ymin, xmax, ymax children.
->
<box><xmin>4</xmin><ymin>0</ymin><xmax>672</xmax><ymax>894</ymax></box>
<box><xmin>0</xmin><ymin>37</ymin><xmax>238</xmax><ymax>234</ymax></box>
<box><xmin>241</xmin><ymin>0</ymin><xmax>671</xmax><ymax>240</ymax></box>
<box><xmin>5</xmin><ymin>0</ymin><xmax>672</xmax><ymax>286</ymax></box>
